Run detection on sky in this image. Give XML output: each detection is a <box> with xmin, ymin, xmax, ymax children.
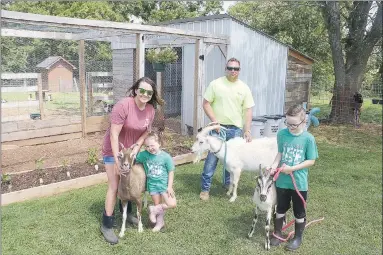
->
<box><xmin>222</xmin><ymin>1</ymin><xmax>237</xmax><ymax>14</ymax></box>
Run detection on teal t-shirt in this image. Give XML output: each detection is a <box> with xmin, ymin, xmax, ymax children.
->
<box><xmin>275</xmin><ymin>128</ymin><xmax>318</xmax><ymax>191</ymax></box>
<box><xmin>135</xmin><ymin>150</ymin><xmax>175</xmax><ymax>193</ymax></box>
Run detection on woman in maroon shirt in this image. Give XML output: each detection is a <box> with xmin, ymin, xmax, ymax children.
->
<box><xmin>100</xmin><ymin>77</ymin><xmax>163</xmax><ymax>244</ymax></box>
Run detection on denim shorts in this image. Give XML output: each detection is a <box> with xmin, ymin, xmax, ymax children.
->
<box><xmin>103</xmin><ymin>156</ymin><xmax>115</xmax><ymax>165</ymax></box>
<box><xmin>149</xmin><ymin>191</ymin><xmax>166</xmax><ymax>195</ymax></box>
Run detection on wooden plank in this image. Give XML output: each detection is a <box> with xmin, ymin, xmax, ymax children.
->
<box><xmin>135</xmin><ymin>33</ymin><xmax>145</xmax><ymax>79</ymax></box>
<box><xmin>1</xmin><ymin>173</ymin><xmax>108</xmax><ymax>206</ymax></box>
<box><xmin>1</xmin><ymin>72</ymin><xmax>39</xmax><ymax>79</ymax></box>
<box><xmin>37</xmin><ymin>73</ymin><xmax>44</xmax><ymax>120</ymax></box>
<box><xmin>193</xmin><ymin>39</ymin><xmax>205</xmax><ymax>135</ymax></box>
<box><xmin>1</xmin><ymin>151</ymin><xmax>207</xmax><ymax>205</ymax></box>
<box><xmin>2</xmin><ymin>124</ymin><xmax>82</xmax><ymax>142</ymax></box>
<box><xmin>1</xmin><ymin>10</ymin><xmax>229</xmax><ymax>42</ymax></box>
<box><xmin>288</xmin><ymin>50</ymin><xmax>314</xmax><ymax>65</ymax></box>
<box><xmin>79</xmin><ymin>40</ymin><xmax>86</xmax><ymax>138</ymax></box>
<box><xmin>86</xmin><ymin>116</ymin><xmax>110</xmax><ymax>133</ymax></box>
<box><xmin>2</xmin><ymin>132</ymin><xmax>83</xmax><ymax>147</ymax></box>
<box><xmin>1</xmin><ymin>28</ymin><xmax>74</xmax><ymax>40</ymax></box>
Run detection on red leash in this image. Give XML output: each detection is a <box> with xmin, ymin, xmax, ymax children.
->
<box><xmin>271</xmin><ymin>165</ymin><xmax>324</xmax><ymax>242</ymax></box>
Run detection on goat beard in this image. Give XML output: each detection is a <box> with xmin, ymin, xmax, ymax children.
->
<box><xmin>193</xmin><ymin>151</ymin><xmax>202</xmax><ymax>164</ymax></box>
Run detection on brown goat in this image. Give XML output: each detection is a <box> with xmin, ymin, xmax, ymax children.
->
<box><xmin>117</xmin><ymin>144</ymin><xmax>147</xmax><ymax>236</ymax></box>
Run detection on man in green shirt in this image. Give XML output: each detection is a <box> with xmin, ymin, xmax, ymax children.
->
<box><xmin>200</xmin><ymin>57</ymin><xmax>255</xmax><ymax>201</ymax></box>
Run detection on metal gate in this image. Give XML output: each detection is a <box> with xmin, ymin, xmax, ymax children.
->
<box><xmin>145</xmin><ymin>47</ymin><xmax>183</xmax><ymax>117</ymax></box>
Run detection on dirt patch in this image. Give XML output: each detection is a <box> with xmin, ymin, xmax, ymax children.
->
<box><xmin>1</xmin><ymin>127</ymin><xmax>194</xmax><ymax>193</ymax></box>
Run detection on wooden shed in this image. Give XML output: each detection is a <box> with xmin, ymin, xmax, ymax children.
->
<box><xmin>36</xmin><ymin>56</ymin><xmax>76</xmax><ymax>92</ymax></box>
<box><xmin>111</xmin><ymin>14</ymin><xmax>314</xmax><ymax>134</ymax></box>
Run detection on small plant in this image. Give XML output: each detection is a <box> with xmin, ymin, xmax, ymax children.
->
<box><xmin>61</xmin><ymin>158</ymin><xmax>70</xmax><ymax>169</ymax></box>
<box><xmin>1</xmin><ymin>173</ymin><xmax>11</xmax><ymax>184</ymax></box>
<box><xmin>86</xmin><ymin>148</ymin><xmax>99</xmax><ymax>166</ymax></box>
<box><xmin>35</xmin><ymin>157</ymin><xmax>44</xmax><ymax>171</ymax></box>
<box><xmin>35</xmin><ymin>157</ymin><xmax>45</xmax><ymax>184</ymax></box>
<box><xmin>146</xmin><ymin>47</ymin><xmax>178</xmax><ymax>64</ymax></box>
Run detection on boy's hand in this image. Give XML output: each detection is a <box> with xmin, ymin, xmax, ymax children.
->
<box><xmin>281</xmin><ymin>165</ymin><xmax>294</xmax><ymax>174</ymax></box>
<box><xmin>266</xmin><ymin>166</ymin><xmax>276</xmax><ymax>175</ymax></box>
<box><xmin>167</xmin><ymin>187</ymin><xmax>175</xmax><ymax>198</ymax></box>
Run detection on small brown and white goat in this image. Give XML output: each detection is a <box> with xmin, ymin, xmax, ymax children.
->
<box><xmin>248</xmin><ymin>167</ymin><xmax>277</xmax><ymax>250</ymax></box>
<box><xmin>117</xmin><ymin>144</ymin><xmax>146</xmax><ymax>236</ymax></box>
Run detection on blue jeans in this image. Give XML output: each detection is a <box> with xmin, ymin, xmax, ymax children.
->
<box><xmin>201</xmin><ymin>125</ymin><xmax>243</xmax><ymax>192</ymax></box>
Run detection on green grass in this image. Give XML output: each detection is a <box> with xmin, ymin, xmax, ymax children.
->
<box><xmin>311</xmin><ymin>96</ymin><xmax>383</xmax><ymax>124</ymax></box>
<box><xmin>2</xmin><ymin>125</ymin><xmax>382</xmax><ymax>255</ymax></box>
<box><xmin>2</xmin><ymin>92</ymin><xmax>111</xmax><ymax>115</ymax></box>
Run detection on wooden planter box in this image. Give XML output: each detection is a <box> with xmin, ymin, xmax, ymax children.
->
<box><xmin>1</xmin><ymin>152</ymin><xmax>206</xmax><ymax>206</ymax></box>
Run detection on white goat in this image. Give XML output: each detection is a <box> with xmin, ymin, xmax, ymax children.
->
<box><xmin>248</xmin><ymin>166</ymin><xmax>277</xmax><ymax>250</ymax></box>
<box><xmin>117</xmin><ymin>144</ymin><xmax>147</xmax><ymax>236</ymax></box>
<box><xmin>191</xmin><ymin>124</ymin><xmax>278</xmax><ymax>202</ymax></box>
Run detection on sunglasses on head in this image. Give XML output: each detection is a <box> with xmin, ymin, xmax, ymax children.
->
<box><xmin>227</xmin><ymin>66</ymin><xmax>240</xmax><ymax>71</ymax></box>
<box><xmin>138</xmin><ymin>88</ymin><xmax>153</xmax><ymax>97</ymax></box>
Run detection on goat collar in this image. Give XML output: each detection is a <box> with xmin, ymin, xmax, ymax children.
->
<box><xmin>212</xmin><ymin>139</ymin><xmax>225</xmax><ymax>154</ymax></box>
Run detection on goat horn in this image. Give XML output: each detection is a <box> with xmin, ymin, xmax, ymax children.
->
<box><xmin>198</xmin><ymin>124</ymin><xmax>221</xmax><ymax>136</ymax></box>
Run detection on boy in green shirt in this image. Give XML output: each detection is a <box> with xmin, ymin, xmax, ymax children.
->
<box><xmin>135</xmin><ymin>132</ymin><xmax>176</xmax><ymax>232</ymax></box>
<box><xmin>268</xmin><ymin>104</ymin><xmax>318</xmax><ymax>251</ymax></box>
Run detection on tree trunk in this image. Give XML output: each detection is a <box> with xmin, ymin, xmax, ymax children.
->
<box><xmin>322</xmin><ymin>1</ymin><xmax>382</xmax><ymax>124</ymax></box>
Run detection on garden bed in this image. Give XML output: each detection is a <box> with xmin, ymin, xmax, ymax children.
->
<box><xmin>1</xmin><ymin>145</ymin><xmax>193</xmax><ymax>195</ymax></box>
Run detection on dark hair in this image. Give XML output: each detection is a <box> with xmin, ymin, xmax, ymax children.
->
<box><xmin>227</xmin><ymin>57</ymin><xmax>240</xmax><ymax>66</ymax></box>
<box><xmin>126</xmin><ymin>77</ymin><xmax>164</xmax><ymax>109</ymax></box>
<box><xmin>286</xmin><ymin>104</ymin><xmax>306</xmax><ymax>120</ymax></box>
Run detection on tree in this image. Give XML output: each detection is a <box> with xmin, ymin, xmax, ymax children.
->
<box><xmin>228</xmin><ymin>1</ymin><xmax>334</xmax><ymax>97</ymax></box>
<box><xmin>321</xmin><ymin>1</ymin><xmax>382</xmax><ymax>123</ymax></box>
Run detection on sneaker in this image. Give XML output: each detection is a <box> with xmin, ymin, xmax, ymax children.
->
<box><xmin>199</xmin><ymin>191</ymin><xmax>209</xmax><ymax>201</ymax></box>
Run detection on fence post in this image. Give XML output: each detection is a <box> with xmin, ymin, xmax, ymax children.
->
<box><xmin>193</xmin><ymin>39</ymin><xmax>205</xmax><ymax>135</ymax></box>
<box><xmin>79</xmin><ymin>40</ymin><xmax>86</xmax><ymax>137</ymax></box>
<box><xmin>37</xmin><ymin>73</ymin><xmax>44</xmax><ymax>120</ymax></box>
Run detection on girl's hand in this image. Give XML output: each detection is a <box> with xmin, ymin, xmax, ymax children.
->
<box><xmin>167</xmin><ymin>187</ymin><xmax>175</xmax><ymax>198</ymax></box>
<box><xmin>281</xmin><ymin>165</ymin><xmax>294</xmax><ymax>174</ymax></box>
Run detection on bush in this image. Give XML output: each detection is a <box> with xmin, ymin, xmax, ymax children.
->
<box><xmin>146</xmin><ymin>47</ymin><xmax>178</xmax><ymax>64</ymax></box>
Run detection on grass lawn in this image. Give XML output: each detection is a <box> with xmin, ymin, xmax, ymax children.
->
<box><xmin>2</xmin><ymin>124</ymin><xmax>382</xmax><ymax>255</ymax></box>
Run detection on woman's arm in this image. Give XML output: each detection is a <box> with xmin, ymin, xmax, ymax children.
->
<box><xmin>110</xmin><ymin>123</ymin><xmax>124</xmax><ymax>163</ymax></box>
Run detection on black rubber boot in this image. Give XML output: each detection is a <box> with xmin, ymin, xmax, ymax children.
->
<box><xmin>285</xmin><ymin>220</ymin><xmax>306</xmax><ymax>251</ymax></box>
<box><xmin>119</xmin><ymin>200</ymin><xmax>138</xmax><ymax>226</ymax></box>
<box><xmin>100</xmin><ymin>211</ymin><xmax>118</xmax><ymax>245</ymax></box>
<box><xmin>270</xmin><ymin>216</ymin><xmax>285</xmax><ymax>246</ymax></box>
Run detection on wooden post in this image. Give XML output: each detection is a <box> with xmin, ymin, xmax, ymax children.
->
<box><xmin>136</xmin><ymin>33</ymin><xmax>145</xmax><ymax>80</ymax></box>
<box><xmin>193</xmin><ymin>39</ymin><xmax>205</xmax><ymax>135</ymax></box>
<box><xmin>79</xmin><ymin>40</ymin><xmax>86</xmax><ymax>137</ymax></box>
<box><xmin>37</xmin><ymin>73</ymin><xmax>44</xmax><ymax>120</ymax></box>
<box><xmin>156</xmin><ymin>71</ymin><xmax>164</xmax><ymax>118</ymax></box>
<box><xmin>87</xmin><ymin>73</ymin><xmax>93</xmax><ymax>116</ymax></box>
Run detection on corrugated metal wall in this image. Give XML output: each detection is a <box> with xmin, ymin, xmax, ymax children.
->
<box><xmin>110</xmin><ymin>17</ymin><xmax>289</xmax><ymax>134</ymax></box>
<box><xmin>166</xmin><ymin>19</ymin><xmax>231</xmax><ymax>132</ymax></box>
<box><xmin>165</xmin><ymin>18</ymin><xmax>288</xmax><ymax>132</ymax></box>
<box><xmin>228</xmin><ymin>20</ymin><xmax>288</xmax><ymax>117</ymax></box>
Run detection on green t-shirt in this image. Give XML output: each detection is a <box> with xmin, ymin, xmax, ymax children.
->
<box><xmin>204</xmin><ymin>76</ymin><xmax>255</xmax><ymax>128</ymax></box>
<box><xmin>135</xmin><ymin>150</ymin><xmax>175</xmax><ymax>193</ymax></box>
<box><xmin>275</xmin><ymin>128</ymin><xmax>318</xmax><ymax>191</ymax></box>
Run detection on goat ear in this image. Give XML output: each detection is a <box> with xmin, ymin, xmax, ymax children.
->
<box><xmin>117</xmin><ymin>151</ymin><xmax>123</xmax><ymax>159</ymax></box>
<box><xmin>197</xmin><ymin>127</ymin><xmax>202</xmax><ymax>132</ymax></box>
